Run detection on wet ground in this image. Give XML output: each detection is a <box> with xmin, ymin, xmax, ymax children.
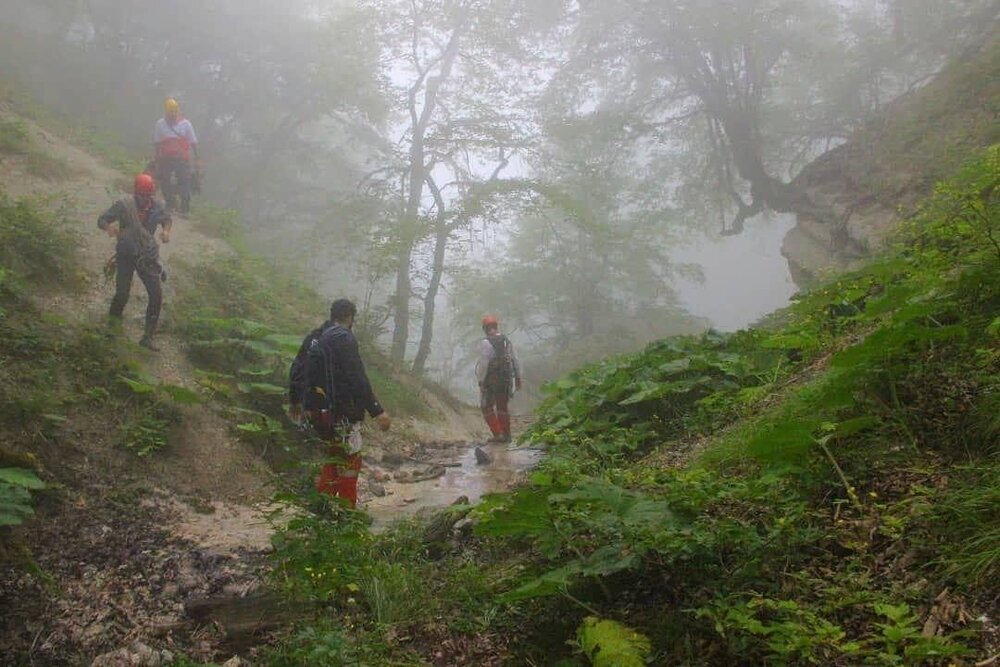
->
<box><xmin>361</xmin><ymin>439</ymin><xmax>543</xmax><ymax>526</ymax></box>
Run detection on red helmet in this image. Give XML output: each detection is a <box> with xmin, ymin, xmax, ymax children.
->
<box><xmin>482</xmin><ymin>314</ymin><xmax>499</xmax><ymax>330</ymax></box>
<box><xmin>134</xmin><ymin>173</ymin><xmax>155</xmax><ymax>196</ymax></box>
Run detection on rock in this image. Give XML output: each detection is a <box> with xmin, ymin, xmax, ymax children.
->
<box><xmin>381</xmin><ymin>452</ymin><xmax>405</xmax><ymax>467</ymax></box>
<box><xmin>381</xmin><ymin>452</ymin><xmax>406</xmax><ymax>468</ymax></box>
<box><xmin>221</xmin><ymin>657</ymin><xmax>248</xmax><ymax>667</ymax></box>
<box><xmin>474</xmin><ymin>447</ymin><xmax>493</xmax><ymax>465</ymax></box>
<box><xmin>369</xmin><ymin>482</ymin><xmax>387</xmax><ymax>497</ymax></box>
<box><xmin>422</xmin><ymin>504</ymin><xmax>474</xmax><ymax>559</ymax></box>
<box><xmin>453</xmin><ymin>516</ymin><xmax>476</xmax><ymax>538</ymax></box>
<box><xmin>370</xmin><ymin>467</ymin><xmax>390</xmax><ymax>482</ymax></box>
<box><xmin>452</xmin><ymin>495</ymin><xmax>470</xmax><ymax>506</ymax></box>
<box><xmin>395</xmin><ymin>465</ymin><xmax>446</xmax><ymax>484</ymax></box>
<box><xmin>403</xmin><ymin>497</ymin><xmax>417</xmax><ymax>504</ymax></box>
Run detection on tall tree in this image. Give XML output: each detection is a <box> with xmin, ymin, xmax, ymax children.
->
<box><xmin>550</xmin><ymin>0</ymin><xmax>998</xmax><ymax>236</ymax></box>
<box><xmin>357</xmin><ymin>0</ymin><xmax>553</xmax><ymax>369</ymax></box>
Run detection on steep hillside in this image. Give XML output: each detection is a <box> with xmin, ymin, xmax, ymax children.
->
<box><xmin>782</xmin><ymin>34</ymin><xmax>1000</xmax><ymax>285</ymax></box>
<box><xmin>250</xmin><ymin>147</ymin><xmax>998</xmax><ymax>665</ymax></box>
<box><xmin>0</xmin><ymin>103</ymin><xmax>481</xmax><ymax>664</ymax></box>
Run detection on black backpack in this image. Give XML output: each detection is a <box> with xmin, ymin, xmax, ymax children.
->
<box><xmin>290</xmin><ymin>325</ymin><xmax>345</xmax><ymax>413</ymax></box>
<box><xmin>486</xmin><ymin>334</ymin><xmax>514</xmax><ymax>392</ymax></box>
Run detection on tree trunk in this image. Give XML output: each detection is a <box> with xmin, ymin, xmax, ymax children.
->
<box><xmin>411</xmin><ymin>178</ymin><xmax>450</xmax><ymax>374</ymax></box>
<box><xmin>389</xmin><ymin>10</ymin><xmax>468</xmax><ymax>364</ymax></box>
<box><xmin>390</xmin><ymin>140</ymin><xmax>424</xmax><ymax>363</ymax></box>
<box><xmin>713</xmin><ymin>106</ymin><xmax>836</xmax><ymax>234</ymax></box>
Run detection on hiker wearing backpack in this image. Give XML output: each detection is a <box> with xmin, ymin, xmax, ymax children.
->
<box><xmin>154</xmin><ymin>98</ymin><xmax>199</xmax><ymax>215</ymax></box>
<box><xmin>98</xmin><ymin>173</ymin><xmax>172</xmax><ymax>351</ymax></box>
<box><xmin>288</xmin><ymin>299</ymin><xmax>391</xmax><ymax>507</ymax></box>
<box><xmin>476</xmin><ymin>315</ymin><xmax>522</xmax><ymax>443</ymax></box>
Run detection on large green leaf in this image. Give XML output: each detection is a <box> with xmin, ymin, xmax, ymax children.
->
<box><xmin>577</xmin><ymin>617</ymin><xmax>652</xmax><ymax>667</ymax></box>
<box><xmin>119</xmin><ymin>375</ymin><xmax>156</xmax><ymax>394</ymax></box>
<box><xmin>159</xmin><ymin>383</ymin><xmax>203</xmax><ymax>405</ymax></box>
<box><xmin>552</xmin><ymin>480</ymin><xmax>672</xmax><ymax>530</ymax></box>
<box><xmin>236</xmin><ymin>382</ymin><xmax>286</xmax><ymax>396</ymax></box>
<box><xmin>0</xmin><ymin>468</ymin><xmax>45</xmax><ymax>489</ymax></box>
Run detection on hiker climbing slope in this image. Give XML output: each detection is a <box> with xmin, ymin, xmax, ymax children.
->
<box><xmin>476</xmin><ymin>315</ymin><xmax>522</xmax><ymax>443</ymax></box>
<box><xmin>288</xmin><ymin>299</ymin><xmax>391</xmax><ymax>508</ymax></box>
<box><xmin>154</xmin><ymin>98</ymin><xmax>199</xmax><ymax>215</ymax></box>
<box><xmin>98</xmin><ymin>173</ymin><xmax>172</xmax><ymax>351</ymax></box>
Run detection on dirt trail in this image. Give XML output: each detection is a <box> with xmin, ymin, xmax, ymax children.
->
<box><xmin>0</xmin><ymin>111</ymin><xmax>282</xmax><ymax>664</ymax></box>
<box><xmin>1</xmin><ymin>110</ymin><xmax>272</xmax><ymax>510</ymax></box>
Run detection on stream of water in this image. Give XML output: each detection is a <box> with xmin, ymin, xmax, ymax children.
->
<box><xmin>363</xmin><ymin>441</ymin><xmax>543</xmax><ymax>526</ymax></box>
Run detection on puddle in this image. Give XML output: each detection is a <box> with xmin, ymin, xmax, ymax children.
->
<box><xmin>362</xmin><ymin>441</ymin><xmax>542</xmax><ymax>527</ymax></box>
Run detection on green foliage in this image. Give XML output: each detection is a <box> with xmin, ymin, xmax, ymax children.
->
<box><xmin>0</xmin><ymin>467</ymin><xmax>45</xmax><ymax>527</ymax></box>
<box><xmin>0</xmin><ymin>117</ymin><xmax>31</xmax><ymax>154</ymax></box>
<box><xmin>470</xmin><ymin>147</ymin><xmax>998</xmax><ymax>661</ymax></box>
<box><xmin>872</xmin><ymin>602</ymin><xmax>969</xmax><ymax>665</ymax></box>
<box><xmin>0</xmin><ymin>116</ymin><xmax>73</xmax><ymax>179</ymax></box>
<box><xmin>119</xmin><ymin>412</ymin><xmax>170</xmax><ymax>457</ymax></box>
<box><xmin>698</xmin><ymin>596</ymin><xmax>857</xmax><ymax>665</ymax></box>
<box><xmin>269</xmin><ymin>148</ymin><xmax>998</xmax><ymax>664</ymax></box>
<box><xmin>927</xmin><ymin>465</ymin><xmax>1000</xmax><ymax>586</ymax></box>
<box><xmin>116</xmin><ymin>373</ymin><xmax>198</xmax><ymax>456</ymax></box>
<box><xmin>575</xmin><ymin>617</ymin><xmax>651</xmax><ymax>667</ymax></box>
<box><xmin>264</xmin><ymin>624</ymin><xmax>358</xmax><ymax>667</ymax></box>
<box><xmin>0</xmin><ymin>192</ymin><xmax>79</xmax><ymax>286</ymax></box>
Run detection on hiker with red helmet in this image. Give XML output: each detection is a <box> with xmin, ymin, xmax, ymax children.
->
<box><xmin>476</xmin><ymin>315</ymin><xmax>522</xmax><ymax>443</ymax></box>
<box><xmin>154</xmin><ymin>98</ymin><xmax>199</xmax><ymax>215</ymax></box>
<box><xmin>98</xmin><ymin>173</ymin><xmax>172</xmax><ymax>350</ymax></box>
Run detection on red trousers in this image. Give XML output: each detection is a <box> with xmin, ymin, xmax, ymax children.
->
<box><xmin>480</xmin><ymin>385</ymin><xmax>511</xmax><ymax>437</ymax></box>
<box><xmin>316</xmin><ymin>444</ymin><xmax>363</xmax><ymax>507</ymax></box>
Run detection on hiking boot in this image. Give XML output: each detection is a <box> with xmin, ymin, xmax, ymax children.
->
<box><xmin>139</xmin><ymin>336</ymin><xmax>160</xmax><ymax>352</ymax></box>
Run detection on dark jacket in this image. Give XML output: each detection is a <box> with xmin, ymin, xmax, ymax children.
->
<box><xmin>98</xmin><ymin>197</ymin><xmax>170</xmax><ymax>259</ymax></box>
<box><xmin>288</xmin><ymin>322</ymin><xmax>384</xmax><ymax>423</ymax></box>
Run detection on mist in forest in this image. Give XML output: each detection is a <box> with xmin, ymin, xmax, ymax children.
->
<box><xmin>0</xmin><ymin>0</ymin><xmax>994</xmax><ymax>398</ymax></box>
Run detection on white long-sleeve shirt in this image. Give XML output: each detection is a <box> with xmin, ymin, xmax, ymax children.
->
<box><xmin>476</xmin><ymin>334</ymin><xmax>522</xmax><ymax>386</ymax></box>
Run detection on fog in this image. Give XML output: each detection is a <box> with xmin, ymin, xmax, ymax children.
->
<box><xmin>1</xmin><ymin>0</ymin><xmax>993</xmax><ymax>397</ymax></box>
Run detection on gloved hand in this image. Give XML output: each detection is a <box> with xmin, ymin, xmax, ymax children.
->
<box><xmin>376</xmin><ymin>412</ymin><xmax>391</xmax><ymax>432</ymax></box>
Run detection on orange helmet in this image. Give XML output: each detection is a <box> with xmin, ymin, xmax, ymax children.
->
<box><xmin>482</xmin><ymin>314</ymin><xmax>499</xmax><ymax>330</ymax></box>
<box><xmin>135</xmin><ymin>173</ymin><xmax>156</xmax><ymax>195</ymax></box>
<box><xmin>134</xmin><ymin>173</ymin><xmax>156</xmax><ymax>196</ymax></box>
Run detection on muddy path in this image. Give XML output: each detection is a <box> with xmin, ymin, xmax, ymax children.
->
<box><xmin>0</xmin><ymin>110</ymin><xmax>540</xmax><ymax>663</ymax></box>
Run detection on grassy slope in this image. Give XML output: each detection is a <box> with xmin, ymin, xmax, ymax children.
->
<box><xmin>263</xmin><ymin>145</ymin><xmax>998</xmax><ymax>667</ymax></box>
<box><xmin>260</xmin><ymin>95</ymin><xmax>999</xmax><ymax>667</ymax></box>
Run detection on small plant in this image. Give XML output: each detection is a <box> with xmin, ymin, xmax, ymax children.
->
<box><xmin>871</xmin><ymin>602</ymin><xmax>969</xmax><ymax>665</ymax></box>
<box><xmin>0</xmin><ymin>467</ymin><xmax>45</xmax><ymax>527</ymax></box>
<box><xmin>117</xmin><ymin>374</ymin><xmax>200</xmax><ymax>456</ymax></box>
<box><xmin>119</xmin><ymin>412</ymin><xmax>171</xmax><ymax>457</ymax></box>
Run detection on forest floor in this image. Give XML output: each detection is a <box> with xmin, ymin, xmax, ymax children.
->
<box><xmin>0</xmin><ymin>108</ymin><xmax>534</xmax><ymax>665</ymax></box>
